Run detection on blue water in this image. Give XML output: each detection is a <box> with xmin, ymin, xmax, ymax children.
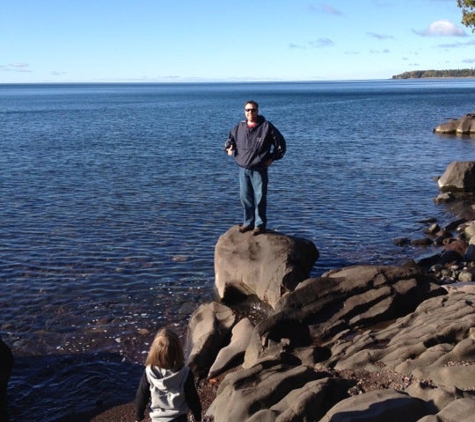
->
<box><xmin>2</xmin><ymin>80</ymin><xmax>475</xmax><ymax>420</ymax></box>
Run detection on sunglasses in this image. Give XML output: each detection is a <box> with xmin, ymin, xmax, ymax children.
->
<box><xmin>245</xmin><ymin>108</ymin><xmax>257</xmax><ymax>112</ymax></box>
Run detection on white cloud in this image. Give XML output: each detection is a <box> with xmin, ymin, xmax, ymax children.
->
<box><xmin>414</xmin><ymin>20</ymin><xmax>467</xmax><ymax>37</ymax></box>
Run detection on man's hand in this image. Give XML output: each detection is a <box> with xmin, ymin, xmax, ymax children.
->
<box><xmin>264</xmin><ymin>158</ymin><xmax>274</xmax><ymax>168</ymax></box>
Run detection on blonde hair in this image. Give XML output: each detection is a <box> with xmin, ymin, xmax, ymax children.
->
<box><xmin>145</xmin><ymin>328</ymin><xmax>185</xmax><ymax>370</ymax></box>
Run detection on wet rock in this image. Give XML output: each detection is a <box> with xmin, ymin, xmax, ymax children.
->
<box><xmin>393</xmin><ymin>237</ymin><xmax>410</xmax><ymax>246</ymax></box>
<box><xmin>411</xmin><ymin>238</ymin><xmax>433</xmax><ymax>246</ymax></box>
<box><xmin>423</xmin><ymin>223</ymin><xmax>440</xmax><ymax>235</ymax></box>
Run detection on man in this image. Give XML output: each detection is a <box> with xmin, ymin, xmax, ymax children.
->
<box><xmin>224</xmin><ymin>100</ymin><xmax>286</xmax><ymax>235</ymax></box>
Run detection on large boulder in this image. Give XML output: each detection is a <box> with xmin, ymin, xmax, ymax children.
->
<box><xmin>214</xmin><ymin>226</ymin><xmax>319</xmax><ymax>309</ymax></box>
<box><xmin>438</xmin><ymin>161</ymin><xmax>475</xmax><ymax>193</ymax></box>
<box><xmin>433</xmin><ymin>113</ymin><xmax>475</xmax><ymax>134</ymax></box>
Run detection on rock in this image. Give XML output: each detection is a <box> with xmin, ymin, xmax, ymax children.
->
<box><xmin>243</xmin><ymin>265</ymin><xmax>445</xmax><ymax>369</ymax></box>
<box><xmin>435</xmin><ymin>398</ymin><xmax>475</xmax><ymax>422</ymax></box>
<box><xmin>393</xmin><ymin>237</ymin><xmax>410</xmax><ymax>246</ymax></box>
<box><xmin>423</xmin><ymin>223</ymin><xmax>440</xmax><ymax>235</ymax></box>
<box><xmin>405</xmin><ymin>382</ymin><xmax>466</xmax><ymax>413</ymax></box>
<box><xmin>319</xmin><ymin>390</ymin><xmax>430</xmax><ymax>422</ymax></box>
<box><xmin>433</xmin><ymin>113</ymin><xmax>475</xmax><ymax>134</ymax></box>
<box><xmin>443</xmin><ymin>239</ymin><xmax>468</xmax><ymax>256</ymax></box>
<box><xmin>438</xmin><ymin>161</ymin><xmax>475</xmax><ymax>193</ymax></box>
<box><xmin>186</xmin><ymin>302</ymin><xmax>236</xmax><ymax>377</ymax></box>
<box><xmin>464</xmin><ymin>221</ymin><xmax>475</xmax><ymax>238</ymax></box>
<box><xmin>444</xmin><ymin>217</ymin><xmax>467</xmax><ymax>231</ymax></box>
<box><xmin>434</xmin><ymin>192</ymin><xmax>455</xmax><ymax>203</ymax></box>
<box><xmin>442</xmin><ymin>281</ymin><xmax>475</xmax><ymax>294</ymax></box>
<box><xmin>458</xmin><ymin>269</ymin><xmax>475</xmax><ymax>282</ymax></box>
<box><xmin>208</xmin><ymin>317</ymin><xmax>254</xmax><ymax>379</ymax></box>
<box><xmin>246</xmin><ymin>376</ymin><xmax>356</xmax><ymax>422</ymax></box>
<box><xmin>214</xmin><ymin>226</ymin><xmax>319</xmax><ymax>308</ymax></box>
<box><xmin>206</xmin><ymin>356</ymin><xmax>353</xmax><ymax>422</ymax></box>
<box><xmin>328</xmin><ymin>293</ymin><xmax>475</xmax><ymax>391</ymax></box>
<box><xmin>192</xmin><ymin>219</ymin><xmax>475</xmax><ymax>421</ymax></box>
<box><xmin>411</xmin><ymin>237</ymin><xmax>433</xmax><ymax>246</ymax></box>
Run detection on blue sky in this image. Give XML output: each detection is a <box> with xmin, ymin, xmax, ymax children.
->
<box><xmin>1</xmin><ymin>0</ymin><xmax>474</xmax><ymax>83</ymax></box>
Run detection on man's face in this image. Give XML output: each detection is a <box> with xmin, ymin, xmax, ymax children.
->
<box><xmin>244</xmin><ymin>104</ymin><xmax>258</xmax><ymax>122</ymax></box>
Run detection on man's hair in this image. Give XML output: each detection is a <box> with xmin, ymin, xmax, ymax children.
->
<box><xmin>244</xmin><ymin>100</ymin><xmax>259</xmax><ymax>109</ymax></box>
<box><xmin>145</xmin><ymin>328</ymin><xmax>185</xmax><ymax>370</ymax></box>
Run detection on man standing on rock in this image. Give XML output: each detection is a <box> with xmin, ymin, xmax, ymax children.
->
<box><xmin>224</xmin><ymin>100</ymin><xmax>286</xmax><ymax>235</ymax></box>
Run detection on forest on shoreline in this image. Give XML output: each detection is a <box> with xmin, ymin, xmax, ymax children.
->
<box><xmin>392</xmin><ymin>69</ymin><xmax>475</xmax><ymax>79</ymax></box>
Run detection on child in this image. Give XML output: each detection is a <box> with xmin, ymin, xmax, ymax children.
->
<box><xmin>135</xmin><ymin>328</ymin><xmax>202</xmax><ymax>422</ymax></box>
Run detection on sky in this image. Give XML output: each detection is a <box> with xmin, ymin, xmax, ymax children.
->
<box><xmin>1</xmin><ymin>0</ymin><xmax>474</xmax><ymax>83</ymax></box>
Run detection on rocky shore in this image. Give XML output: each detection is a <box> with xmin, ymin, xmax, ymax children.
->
<box><xmin>61</xmin><ymin>161</ymin><xmax>475</xmax><ymax>421</ymax></box>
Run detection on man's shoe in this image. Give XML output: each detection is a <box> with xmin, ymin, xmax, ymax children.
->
<box><xmin>252</xmin><ymin>227</ymin><xmax>265</xmax><ymax>236</ymax></box>
<box><xmin>239</xmin><ymin>225</ymin><xmax>253</xmax><ymax>233</ymax></box>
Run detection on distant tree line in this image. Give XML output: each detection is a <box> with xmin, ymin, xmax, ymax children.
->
<box><xmin>392</xmin><ymin>69</ymin><xmax>475</xmax><ymax>79</ymax></box>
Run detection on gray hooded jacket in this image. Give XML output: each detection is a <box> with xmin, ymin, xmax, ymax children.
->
<box><xmin>136</xmin><ymin>364</ymin><xmax>201</xmax><ymax>421</ymax></box>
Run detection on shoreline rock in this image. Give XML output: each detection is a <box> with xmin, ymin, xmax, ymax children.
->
<box><xmin>76</xmin><ymin>161</ymin><xmax>475</xmax><ymax>422</ymax></box>
<box><xmin>193</xmin><ymin>178</ymin><xmax>475</xmax><ymax>421</ymax></box>
<box><xmin>433</xmin><ymin>112</ymin><xmax>475</xmax><ymax>135</ymax></box>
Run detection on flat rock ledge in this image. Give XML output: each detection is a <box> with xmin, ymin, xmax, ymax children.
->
<box><xmin>185</xmin><ymin>227</ymin><xmax>475</xmax><ymax>422</ymax></box>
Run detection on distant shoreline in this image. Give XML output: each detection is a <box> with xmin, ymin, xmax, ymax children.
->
<box><xmin>392</xmin><ymin>69</ymin><xmax>475</xmax><ymax>79</ymax></box>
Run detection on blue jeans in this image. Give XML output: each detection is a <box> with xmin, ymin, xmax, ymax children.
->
<box><xmin>239</xmin><ymin>167</ymin><xmax>268</xmax><ymax>229</ymax></box>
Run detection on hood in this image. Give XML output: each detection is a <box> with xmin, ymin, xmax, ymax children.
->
<box><xmin>146</xmin><ymin>364</ymin><xmax>189</xmax><ymax>392</ymax></box>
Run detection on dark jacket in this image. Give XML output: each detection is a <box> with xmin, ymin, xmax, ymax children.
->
<box><xmin>225</xmin><ymin>115</ymin><xmax>286</xmax><ymax>170</ymax></box>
